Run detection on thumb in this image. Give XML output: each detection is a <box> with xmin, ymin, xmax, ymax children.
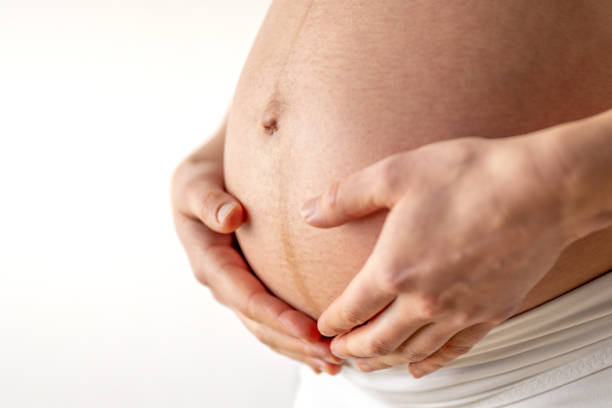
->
<box><xmin>186</xmin><ymin>185</ymin><xmax>246</xmax><ymax>234</ymax></box>
<box><xmin>300</xmin><ymin>155</ymin><xmax>400</xmax><ymax>228</ymax></box>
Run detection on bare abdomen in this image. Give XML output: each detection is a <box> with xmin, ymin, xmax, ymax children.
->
<box><xmin>224</xmin><ymin>0</ymin><xmax>612</xmax><ymax>318</ymax></box>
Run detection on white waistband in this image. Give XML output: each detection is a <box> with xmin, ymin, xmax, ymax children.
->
<box><xmin>338</xmin><ymin>271</ymin><xmax>612</xmax><ymax>406</ymax></box>
<box><xmin>450</xmin><ymin>270</ymin><xmax>612</xmax><ymax>368</ymax></box>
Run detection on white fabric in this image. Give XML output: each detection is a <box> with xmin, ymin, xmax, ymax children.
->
<box><xmin>294</xmin><ymin>271</ymin><xmax>612</xmax><ymax>407</ymax></box>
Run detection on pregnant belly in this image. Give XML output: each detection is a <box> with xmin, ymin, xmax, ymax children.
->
<box><xmin>224</xmin><ymin>0</ymin><xmax>612</xmax><ymax>319</ymax></box>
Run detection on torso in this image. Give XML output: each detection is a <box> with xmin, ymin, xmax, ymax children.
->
<box><xmin>224</xmin><ymin>0</ymin><xmax>612</xmax><ymax>319</ymax></box>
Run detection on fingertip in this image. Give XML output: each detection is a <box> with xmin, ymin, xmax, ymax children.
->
<box><xmin>319</xmin><ymin>328</ymin><xmax>338</xmax><ymax>338</ymax></box>
<box><xmin>409</xmin><ymin>362</ymin><xmax>434</xmax><ymax>378</ymax></box>
<box><xmin>215</xmin><ymin>202</ymin><xmax>236</xmax><ymax>224</ymax></box>
<box><xmin>299</xmin><ymin>196</ymin><xmax>335</xmax><ymax>228</ymax></box>
<box><xmin>317</xmin><ymin>317</ymin><xmax>339</xmax><ymax>338</ymax></box>
<box><xmin>410</xmin><ymin>365</ymin><xmax>425</xmax><ymax>378</ymax></box>
<box><xmin>216</xmin><ymin>202</ymin><xmax>245</xmax><ymax>231</ymax></box>
<box><xmin>315</xmin><ymin>360</ymin><xmax>343</xmax><ymax>376</ymax></box>
<box><xmin>329</xmin><ymin>337</ymin><xmax>349</xmax><ymax>359</ymax></box>
<box><xmin>224</xmin><ymin>203</ymin><xmax>246</xmax><ymax>229</ymax></box>
<box><xmin>299</xmin><ymin>197</ymin><xmax>318</xmax><ymax>221</ymax></box>
<box><xmin>355</xmin><ymin>360</ymin><xmax>373</xmax><ymax>372</ymax></box>
<box><xmin>310</xmin><ymin>365</ymin><xmax>322</xmax><ymax>375</ymax></box>
<box><xmin>325</xmin><ymin>363</ymin><xmax>343</xmax><ymax>376</ymax></box>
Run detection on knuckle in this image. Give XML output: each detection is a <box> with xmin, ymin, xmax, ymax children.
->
<box><xmin>173</xmin><ymin>211</ymin><xmax>194</xmax><ymax>239</ymax></box>
<box><xmin>191</xmin><ymin>246</ymin><xmax>223</xmax><ymax>288</ymax></box>
<box><xmin>192</xmin><ymin>265</ymin><xmax>209</xmax><ymax>286</ymax></box>
<box><xmin>198</xmin><ymin>189</ymin><xmax>225</xmax><ymax>220</ymax></box>
<box><xmin>451</xmin><ymin>310</ymin><xmax>475</xmax><ymax>327</ymax></box>
<box><xmin>170</xmin><ymin>159</ymin><xmax>189</xmax><ymax>197</ymax></box>
<box><xmin>270</xmin><ymin>347</ymin><xmax>294</xmax><ymax>361</ymax></box>
<box><xmin>400</xmin><ymin>348</ymin><xmax>429</xmax><ymax>362</ymax></box>
<box><xmin>364</xmin><ymin>359</ymin><xmax>390</xmax><ymax>371</ymax></box>
<box><xmin>377</xmin><ymin>361</ymin><xmax>391</xmax><ymax>370</ymax></box>
<box><xmin>243</xmin><ymin>290</ymin><xmax>261</xmax><ymax>321</ymax></box>
<box><xmin>235</xmin><ymin>311</ymin><xmax>250</xmax><ymax>327</ymax></box>
<box><xmin>208</xmin><ymin>287</ymin><xmax>225</xmax><ymax>305</ymax></box>
<box><xmin>491</xmin><ymin>305</ymin><xmax>517</xmax><ymax>324</ymax></box>
<box><xmin>339</xmin><ymin>306</ymin><xmax>363</xmax><ymax>327</ymax></box>
<box><xmin>322</xmin><ymin>180</ymin><xmax>342</xmax><ymax>212</ymax></box>
<box><xmin>366</xmin><ymin>338</ymin><xmax>396</xmax><ymax>357</ymax></box>
<box><xmin>379</xmin><ymin>155</ymin><xmax>403</xmax><ymax>194</ymax></box>
<box><xmin>250</xmin><ymin>324</ymin><xmax>268</xmax><ymax>343</ymax></box>
<box><xmin>269</xmin><ymin>346</ymin><xmax>283</xmax><ymax>355</ymax></box>
<box><xmin>415</xmin><ymin>294</ymin><xmax>442</xmax><ymax>319</ymax></box>
<box><xmin>301</xmin><ymin>343</ymin><xmax>318</xmax><ymax>358</ymax></box>
<box><xmin>377</xmin><ymin>265</ymin><xmax>408</xmax><ymax>293</ymax></box>
<box><xmin>443</xmin><ymin>343</ymin><xmax>473</xmax><ymax>357</ymax></box>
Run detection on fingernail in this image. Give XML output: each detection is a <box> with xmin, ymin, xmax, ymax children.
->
<box><xmin>315</xmin><ymin>360</ymin><xmax>327</xmax><ymax>372</ymax></box>
<box><xmin>411</xmin><ymin>367</ymin><xmax>425</xmax><ymax>378</ymax></box>
<box><xmin>357</xmin><ymin>362</ymin><xmax>372</xmax><ymax>372</ymax></box>
<box><xmin>310</xmin><ymin>366</ymin><xmax>322</xmax><ymax>375</ymax></box>
<box><xmin>318</xmin><ymin>322</ymin><xmax>339</xmax><ymax>338</ymax></box>
<box><xmin>329</xmin><ymin>367</ymin><xmax>342</xmax><ymax>375</ymax></box>
<box><xmin>216</xmin><ymin>203</ymin><xmax>236</xmax><ymax>224</ymax></box>
<box><xmin>323</xmin><ymin>355</ymin><xmax>344</xmax><ymax>364</ymax></box>
<box><xmin>300</xmin><ymin>197</ymin><xmax>318</xmax><ymax>220</ymax></box>
<box><xmin>325</xmin><ymin>365</ymin><xmax>341</xmax><ymax>376</ymax></box>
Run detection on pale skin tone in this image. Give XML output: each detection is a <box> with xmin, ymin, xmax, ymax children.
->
<box><xmin>171</xmin><ymin>119</ymin><xmax>343</xmax><ymax>375</ymax></box>
<box><xmin>171</xmin><ymin>0</ymin><xmax>612</xmax><ymax>379</ymax></box>
<box><xmin>301</xmin><ymin>108</ymin><xmax>612</xmax><ymax>377</ymax></box>
<box><xmin>172</xmin><ymin>108</ymin><xmax>612</xmax><ymax>377</ymax></box>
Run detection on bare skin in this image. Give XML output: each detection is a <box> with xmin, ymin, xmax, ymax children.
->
<box><xmin>171</xmin><ymin>120</ymin><xmax>342</xmax><ymax>375</ymax></box>
<box><xmin>303</xmin><ymin>110</ymin><xmax>612</xmax><ymax>376</ymax></box>
<box><xmin>172</xmin><ymin>0</ymin><xmax>612</xmax><ymax>375</ymax></box>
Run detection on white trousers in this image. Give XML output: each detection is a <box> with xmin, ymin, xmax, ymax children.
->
<box><xmin>294</xmin><ymin>272</ymin><xmax>612</xmax><ymax>408</ymax></box>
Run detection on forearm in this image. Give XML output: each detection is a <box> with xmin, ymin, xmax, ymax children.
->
<box><xmin>541</xmin><ymin>108</ymin><xmax>612</xmax><ymax>241</ymax></box>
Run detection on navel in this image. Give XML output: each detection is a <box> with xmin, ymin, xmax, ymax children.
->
<box><xmin>261</xmin><ymin>94</ymin><xmax>285</xmax><ymax>136</ymax></box>
<box><xmin>262</xmin><ymin>115</ymin><xmax>279</xmax><ymax>136</ymax></box>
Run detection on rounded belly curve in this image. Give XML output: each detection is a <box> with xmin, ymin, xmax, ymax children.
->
<box><xmin>224</xmin><ymin>0</ymin><xmax>612</xmax><ymax>319</ymax></box>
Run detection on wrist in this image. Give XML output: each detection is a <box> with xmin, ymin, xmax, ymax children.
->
<box><xmin>534</xmin><ymin>111</ymin><xmax>612</xmax><ymax>243</ymax></box>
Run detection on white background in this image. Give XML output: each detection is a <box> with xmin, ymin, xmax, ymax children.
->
<box><xmin>0</xmin><ymin>1</ymin><xmax>300</xmax><ymax>407</ymax></box>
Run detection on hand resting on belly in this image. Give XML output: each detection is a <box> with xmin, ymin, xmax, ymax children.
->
<box><xmin>299</xmin><ymin>112</ymin><xmax>612</xmax><ymax>376</ymax></box>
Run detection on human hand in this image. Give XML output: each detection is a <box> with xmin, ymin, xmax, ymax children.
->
<box><xmin>300</xmin><ymin>133</ymin><xmax>574</xmax><ymax>377</ymax></box>
<box><xmin>172</xmin><ymin>153</ymin><xmax>342</xmax><ymax>375</ymax></box>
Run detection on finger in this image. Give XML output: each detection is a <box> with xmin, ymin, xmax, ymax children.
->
<box><xmin>317</xmin><ymin>256</ymin><xmax>395</xmax><ymax>337</ymax></box>
<box><xmin>181</xmin><ymin>217</ymin><xmax>321</xmax><ymax>343</ymax></box>
<box><xmin>173</xmin><ymin>161</ymin><xmax>245</xmax><ymax>233</ymax></box>
<box><xmin>236</xmin><ymin>312</ymin><xmax>343</xmax><ymax>364</ymax></box>
<box><xmin>317</xmin><ymin>194</ymin><xmax>420</xmax><ymax>337</ymax></box>
<box><xmin>353</xmin><ymin>322</ymin><xmax>466</xmax><ymax>372</ymax></box>
<box><xmin>277</xmin><ymin>348</ymin><xmax>322</xmax><ymax>375</ymax></box>
<box><xmin>330</xmin><ymin>297</ymin><xmax>430</xmax><ymax>358</ymax></box>
<box><xmin>187</xmin><ymin>185</ymin><xmax>245</xmax><ymax>234</ymax></box>
<box><xmin>409</xmin><ymin>322</ymin><xmax>495</xmax><ymax>378</ymax></box>
<box><xmin>270</xmin><ymin>347</ymin><xmax>343</xmax><ymax>376</ymax></box>
<box><xmin>210</xmin><ymin>260</ymin><xmax>322</xmax><ymax>342</ymax></box>
<box><xmin>300</xmin><ymin>154</ymin><xmax>404</xmax><ymax>228</ymax></box>
<box><xmin>269</xmin><ymin>345</ymin><xmax>323</xmax><ymax>374</ymax></box>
